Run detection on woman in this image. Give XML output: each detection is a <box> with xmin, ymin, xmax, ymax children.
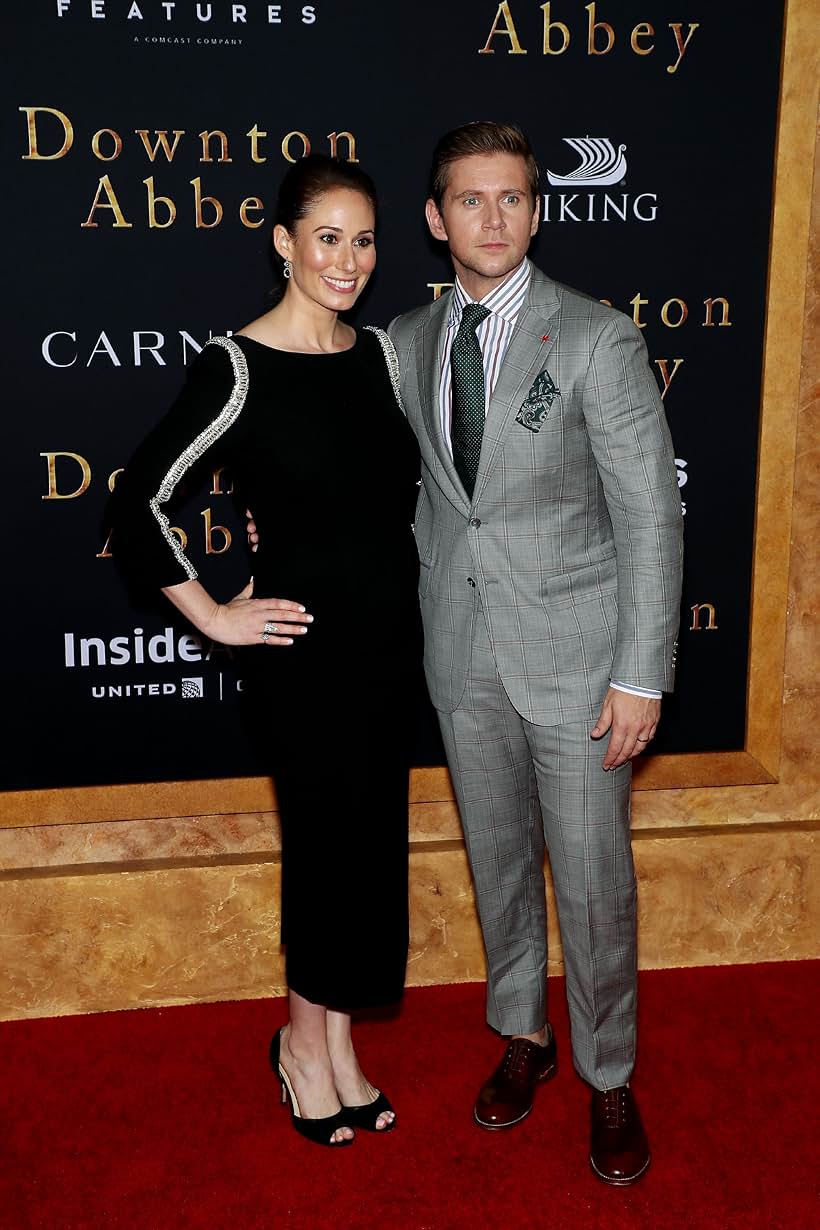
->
<box><xmin>113</xmin><ymin>155</ymin><xmax>420</xmax><ymax>1147</ymax></box>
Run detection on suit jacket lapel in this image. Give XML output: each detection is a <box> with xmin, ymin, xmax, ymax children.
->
<box><xmin>473</xmin><ymin>270</ymin><xmax>562</xmax><ymax>503</ymax></box>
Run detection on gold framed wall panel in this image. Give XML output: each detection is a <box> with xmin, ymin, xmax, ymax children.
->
<box><xmin>2</xmin><ymin>0</ymin><xmax>816</xmax><ymax>832</ymax></box>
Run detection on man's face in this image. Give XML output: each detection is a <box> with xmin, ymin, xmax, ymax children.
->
<box><xmin>425</xmin><ymin>152</ymin><xmax>540</xmax><ymax>299</ymax></box>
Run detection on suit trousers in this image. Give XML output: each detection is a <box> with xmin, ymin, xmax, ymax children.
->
<box><xmin>436</xmin><ymin>601</ymin><xmax>638</xmax><ymax>1091</ymax></box>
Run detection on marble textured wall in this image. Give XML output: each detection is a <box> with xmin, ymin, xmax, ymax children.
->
<box><xmin>1</xmin><ymin>22</ymin><xmax>818</xmax><ymax>1022</ymax></box>
<box><xmin>1</xmin><ymin>828</ymin><xmax>816</xmax><ymax>1020</ymax></box>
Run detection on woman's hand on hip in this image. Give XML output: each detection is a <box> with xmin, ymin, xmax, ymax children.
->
<box><xmin>207</xmin><ymin>579</ymin><xmax>313</xmax><ymax>646</ymax></box>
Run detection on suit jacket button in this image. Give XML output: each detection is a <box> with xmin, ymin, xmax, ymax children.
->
<box><xmin>469</xmin><ymin>517</ymin><xmax>481</xmax><ymax>527</ymax></box>
<box><xmin>467</xmin><ymin>577</ymin><xmax>476</xmax><ymax>587</ymax></box>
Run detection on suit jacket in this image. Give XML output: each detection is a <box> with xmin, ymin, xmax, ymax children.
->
<box><xmin>389</xmin><ymin>261</ymin><xmax>684</xmax><ymax>725</ymax></box>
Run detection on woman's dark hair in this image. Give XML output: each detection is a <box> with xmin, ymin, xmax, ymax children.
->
<box><xmin>271</xmin><ymin>154</ymin><xmax>378</xmax><ymax>298</ymax></box>
<box><xmin>428</xmin><ymin>121</ymin><xmax>539</xmax><ymax>208</ymax></box>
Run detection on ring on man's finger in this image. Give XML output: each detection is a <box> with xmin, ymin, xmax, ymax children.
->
<box><xmin>636</xmin><ymin>735</ymin><xmax>651</xmax><ymax>742</ymax></box>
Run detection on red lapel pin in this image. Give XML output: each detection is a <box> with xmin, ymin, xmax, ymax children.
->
<box><xmin>541</xmin><ymin>334</ymin><xmax>551</xmax><ymax>342</ymax></box>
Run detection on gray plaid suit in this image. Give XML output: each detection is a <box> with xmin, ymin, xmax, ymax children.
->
<box><xmin>390</xmin><ymin>262</ymin><xmax>683</xmax><ymax>1090</ymax></box>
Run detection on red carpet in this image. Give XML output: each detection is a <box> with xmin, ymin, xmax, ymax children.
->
<box><xmin>1</xmin><ymin>962</ymin><xmax>818</xmax><ymax>1229</ymax></box>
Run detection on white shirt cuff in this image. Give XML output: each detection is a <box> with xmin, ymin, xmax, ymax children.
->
<box><xmin>610</xmin><ymin>680</ymin><xmax>662</xmax><ymax>700</ymax></box>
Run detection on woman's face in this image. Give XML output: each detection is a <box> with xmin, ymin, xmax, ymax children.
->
<box><xmin>276</xmin><ymin>187</ymin><xmax>377</xmax><ymax>312</ymax></box>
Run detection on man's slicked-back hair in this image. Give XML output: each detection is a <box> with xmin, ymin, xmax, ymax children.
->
<box><xmin>428</xmin><ymin>121</ymin><xmax>540</xmax><ymax>208</ymax></box>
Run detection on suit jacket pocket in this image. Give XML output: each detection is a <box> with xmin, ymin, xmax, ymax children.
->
<box><xmin>539</xmin><ymin>552</ymin><xmax>617</xmax><ymax>610</ymax></box>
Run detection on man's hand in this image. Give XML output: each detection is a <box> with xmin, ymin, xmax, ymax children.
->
<box><xmin>590</xmin><ymin>688</ymin><xmax>660</xmax><ymax>770</ymax></box>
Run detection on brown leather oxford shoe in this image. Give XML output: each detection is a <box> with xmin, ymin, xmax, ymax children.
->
<box><xmin>474</xmin><ymin>1032</ymin><xmax>558</xmax><ymax>1129</ymax></box>
<box><xmin>589</xmin><ymin>1086</ymin><xmax>651</xmax><ymax>1185</ymax></box>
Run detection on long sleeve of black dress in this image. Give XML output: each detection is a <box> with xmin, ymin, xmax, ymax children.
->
<box><xmin>112</xmin><ymin>338</ymin><xmax>247</xmax><ymax>591</ymax></box>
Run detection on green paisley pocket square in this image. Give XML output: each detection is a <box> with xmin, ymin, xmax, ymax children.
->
<box><xmin>516</xmin><ymin>369</ymin><xmax>560</xmax><ymax>432</ymax></box>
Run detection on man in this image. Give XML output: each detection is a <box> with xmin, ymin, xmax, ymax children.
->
<box><xmin>389</xmin><ymin>121</ymin><xmax>683</xmax><ymax>1185</ymax></box>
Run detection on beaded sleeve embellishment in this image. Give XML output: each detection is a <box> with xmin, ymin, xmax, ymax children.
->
<box><xmin>364</xmin><ymin>325</ymin><xmax>405</xmax><ymax>416</ymax></box>
<box><xmin>148</xmin><ymin>336</ymin><xmax>249</xmax><ymax>581</ymax></box>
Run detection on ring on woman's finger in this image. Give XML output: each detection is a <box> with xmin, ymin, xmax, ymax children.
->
<box><xmin>261</xmin><ymin>620</ymin><xmax>279</xmax><ymax>644</ymax></box>
<box><xmin>636</xmin><ymin>735</ymin><xmax>651</xmax><ymax>742</ymax></box>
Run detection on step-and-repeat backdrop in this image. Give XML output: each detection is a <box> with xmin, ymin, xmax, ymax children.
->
<box><xmin>5</xmin><ymin>1</ymin><xmax>785</xmax><ymax>789</ymax></box>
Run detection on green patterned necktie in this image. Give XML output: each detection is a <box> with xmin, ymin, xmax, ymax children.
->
<box><xmin>451</xmin><ymin>302</ymin><xmax>491</xmax><ymax>498</ymax></box>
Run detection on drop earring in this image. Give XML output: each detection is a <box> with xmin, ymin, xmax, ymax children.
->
<box><xmin>283</xmin><ymin>258</ymin><xmax>292</xmax><ymax>280</ymax></box>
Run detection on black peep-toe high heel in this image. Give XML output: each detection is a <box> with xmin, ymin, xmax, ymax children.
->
<box><xmin>269</xmin><ymin>1028</ymin><xmax>353</xmax><ymax>1148</ymax></box>
<box><xmin>341</xmin><ymin>1090</ymin><xmax>397</xmax><ymax>1133</ymax></box>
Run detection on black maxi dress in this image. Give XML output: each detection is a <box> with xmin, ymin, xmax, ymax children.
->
<box><xmin>114</xmin><ymin>329</ymin><xmax>421</xmax><ymax>1009</ymax></box>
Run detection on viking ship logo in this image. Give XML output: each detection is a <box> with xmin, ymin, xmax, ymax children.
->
<box><xmin>676</xmin><ymin>457</ymin><xmax>688</xmax><ymax>517</ymax></box>
<box><xmin>546</xmin><ymin>137</ymin><xmax>627</xmax><ymax>188</ymax></box>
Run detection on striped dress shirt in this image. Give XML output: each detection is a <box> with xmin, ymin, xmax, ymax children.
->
<box><xmin>438</xmin><ymin>258</ymin><xmax>660</xmax><ymax>702</ymax></box>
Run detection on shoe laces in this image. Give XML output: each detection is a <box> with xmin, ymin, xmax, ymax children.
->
<box><xmin>598</xmin><ymin>1087</ymin><xmax>631</xmax><ymax>1128</ymax></box>
<box><xmin>502</xmin><ymin>1039</ymin><xmax>535</xmax><ymax>1079</ymax></box>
